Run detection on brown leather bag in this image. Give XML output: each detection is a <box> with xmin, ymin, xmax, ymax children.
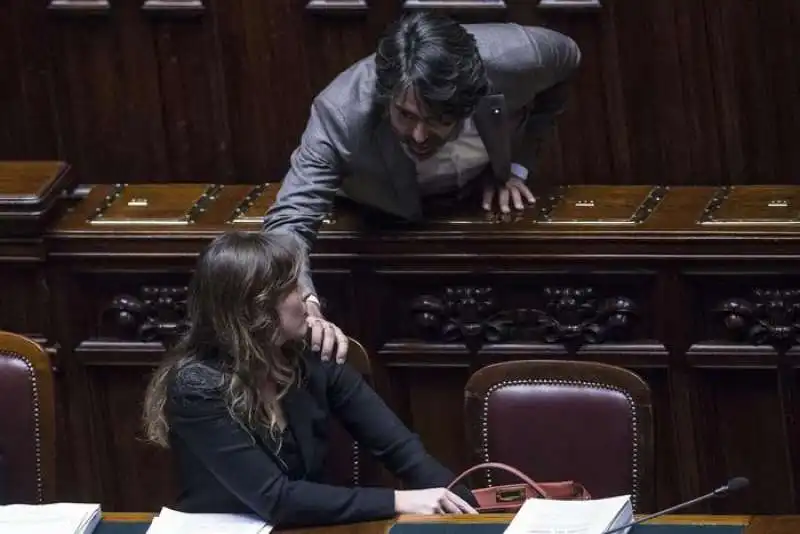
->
<box><xmin>448</xmin><ymin>462</ymin><xmax>592</xmax><ymax>513</ymax></box>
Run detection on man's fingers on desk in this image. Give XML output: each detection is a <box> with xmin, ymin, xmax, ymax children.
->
<box><xmin>481</xmin><ymin>185</ymin><xmax>494</xmax><ymax>211</ymax></box>
<box><xmin>482</xmin><ymin>182</ymin><xmax>535</xmax><ymax>213</ymax></box>
<box><xmin>498</xmin><ymin>187</ymin><xmax>511</xmax><ymax>213</ymax></box>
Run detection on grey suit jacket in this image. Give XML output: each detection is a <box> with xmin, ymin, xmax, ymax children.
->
<box><xmin>263</xmin><ymin>23</ymin><xmax>581</xmax><ymax>296</ymax></box>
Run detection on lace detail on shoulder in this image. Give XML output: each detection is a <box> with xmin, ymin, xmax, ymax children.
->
<box><xmin>169</xmin><ymin>362</ymin><xmax>226</xmax><ymax>402</ymax></box>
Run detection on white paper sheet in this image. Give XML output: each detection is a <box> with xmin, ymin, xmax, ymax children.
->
<box><xmin>504</xmin><ymin>495</ymin><xmax>633</xmax><ymax>534</ymax></box>
<box><xmin>0</xmin><ymin>503</ymin><xmax>101</xmax><ymax>534</ymax></box>
<box><xmin>145</xmin><ymin>507</ymin><xmax>273</xmax><ymax>534</ymax></box>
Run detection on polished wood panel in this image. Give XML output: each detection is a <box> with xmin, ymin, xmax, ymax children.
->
<box><xmin>0</xmin><ymin>161</ymin><xmax>72</xmax><ymax>235</ymax></box>
<box><xmin>0</xmin><ymin>160</ymin><xmax>72</xmax><ymax>345</ymax></box>
<box><xmin>50</xmin><ymin>183</ymin><xmax>800</xmax><ymax>237</ymax></box>
<box><xmin>25</xmin><ymin>182</ymin><xmax>800</xmax><ymax>514</ymax></box>
<box><xmin>2</xmin><ymin>1</ymin><xmax>798</xmax><ymax>185</ymax></box>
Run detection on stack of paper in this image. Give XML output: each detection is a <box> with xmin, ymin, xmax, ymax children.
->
<box><xmin>146</xmin><ymin>507</ymin><xmax>273</xmax><ymax>534</ymax></box>
<box><xmin>0</xmin><ymin>503</ymin><xmax>101</xmax><ymax>534</ymax></box>
<box><xmin>504</xmin><ymin>495</ymin><xmax>633</xmax><ymax>534</ymax></box>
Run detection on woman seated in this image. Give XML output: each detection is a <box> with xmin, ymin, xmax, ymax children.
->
<box><xmin>142</xmin><ymin>230</ymin><xmax>477</xmax><ymax>528</ymax></box>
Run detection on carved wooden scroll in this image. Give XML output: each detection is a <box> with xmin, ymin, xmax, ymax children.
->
<box><xmin>411</xmin><ymin>286</ymin><xmax>638</xmax><ymax>352</ymax></box>
<box><xmin>101</xmin><ymin>286</ymin><xmax>189</xmax><ymax>345</ymax></box>
<box><xmin>714</xmin><ymin>289</ymin><xmax>800</xmax><ymax>352</ymax></box>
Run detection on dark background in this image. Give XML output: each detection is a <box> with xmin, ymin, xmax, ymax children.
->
<box><xmin>3</xmin><ymin>0</ymin><xmax>798</xmax><ymax>186</ymax></box>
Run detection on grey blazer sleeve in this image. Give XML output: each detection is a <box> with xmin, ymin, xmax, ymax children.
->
<box><xmin>513</xmin><ymin>27</ymin><xmax>581</xmax><ymax>177</ymax></box>
<box><xmin>262</xmin><ymin>97</ymin><xmax>350</xmax><ymax>297</ymax></box>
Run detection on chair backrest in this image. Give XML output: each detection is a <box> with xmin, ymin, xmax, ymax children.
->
<box><xmin>464</xmin><ymin>360</ymin><xmax>654</xmax><ymax>512</ymax></box>
<box><xmin>0</xmin><ymin>331</ymin><xmax>56</xmax><ymax>504</ymax></box>
<box><xmin>321</xmin><ymin>337</ymin><xmax>384</xmax><ymax>487</ymax></box>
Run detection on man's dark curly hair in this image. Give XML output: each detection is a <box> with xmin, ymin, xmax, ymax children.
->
<box><xmin>374</xmin><ymin>11</ymin><xmax>489</xmax><ymax>121</ymax></box>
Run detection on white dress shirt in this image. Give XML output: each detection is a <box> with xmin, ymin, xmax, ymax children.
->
<box><xmin>410</xmin><ymin>117</ymin><xmax>528</xmax><ymax>196</ymax></box>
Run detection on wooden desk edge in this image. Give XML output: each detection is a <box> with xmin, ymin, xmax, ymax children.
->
<box><xmin>102</xmin><ymin>512</ymin><xmax>752</xmax><ymax>527</ymax></box>
<box><xmin>396</xmin><ymin>514</ymin><xmax>750</xmax><ymax>525</ymax></box>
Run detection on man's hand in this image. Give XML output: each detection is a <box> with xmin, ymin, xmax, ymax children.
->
<box><xmin>305</xmin><ymin>300</ymin><xmax>349</xmax><ymax>364</ymax></box>
<box><xmin>482</xmin><ymin>177</ymin><xmax>535</xmax><ymax>213</ymax></box>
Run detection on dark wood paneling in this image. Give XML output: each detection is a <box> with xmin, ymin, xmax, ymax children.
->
<box><xmin>0</xmin><ymin>264</ymin><xmax>48</xmax><ymax>338</ymax></box>
<box><xmin>49</xmin><ymin>1</ymin><xmax>170</xmax><ymax>184</ymax></box>
<box><xmin>34</xmin><ymin>182</ymin><xmax>800</xmax><ymax>514</ymax></box>
<box><xmin>683</xmin><ymin>269</ymin><xmax>800</xmax><ymax>513</ymax></box>
<box><xmin>703</xmin><ymin>0</ymin><xmax>800</xmax><ymax>184</ymax></box>
<box><xmin>389</xmin><ymin>365</ymin><xmax>473</xmax><ymax>481</ymax></box>
<box><xmin>692</xmin><ymin>367</ymin><xmax>791</xmax><ymax>514</ymax></box>
<box><xmin>0</xmin><ymin>1</ymin><xmax>60</xmax><ymax>160</ymax></box>
<box><xmin>77</xmin><ymin>343</ymin><xmax>176</xmax><ymax>512</ymax></box>
<box><xmin>2</xmin><ymin>1</ymin><xmax>797</xmax><ymax>185</ymax></box>
<box><xmin>7</xmin><ymin>175</ymin><xmax>800</xmax><ymax>513</ymax></box>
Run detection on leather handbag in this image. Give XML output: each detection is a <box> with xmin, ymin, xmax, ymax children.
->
<box><xmin>447</xmin><ymin>461</ymin><xmax>592</xmax><ymax>513</ymax></box>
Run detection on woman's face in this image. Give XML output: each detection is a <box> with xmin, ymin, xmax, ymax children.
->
<box><xmin>275</xmin><ymin>288</ymin><xmax>308</xmax><ymax>344</ymax></box>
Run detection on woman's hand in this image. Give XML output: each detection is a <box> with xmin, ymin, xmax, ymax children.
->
<box><xmin>394</xmin><ymin>488</ymin><xmax>478</xmax><ymax>515</ymax></box>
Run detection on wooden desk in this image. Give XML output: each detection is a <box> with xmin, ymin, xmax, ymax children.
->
<box><xmin>4</xmin><ymin>168</ymin><xmax>800</xmax><ymax>513</ymax></box>
<box><xmin>102</xmin><ymin>513</ymin><xmax>800</xmax><ymax>534</ymax></box>
<box><xmin>46</xmin><ymin>183</ymin><xmax>800</xmax><ymax>514</ymax></box>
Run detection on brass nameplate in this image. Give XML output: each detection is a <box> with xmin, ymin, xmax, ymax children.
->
<box><xmin>230</xmin><ymin>183</ymin><xmax>335</xmax><ymax>225</ymax></box>
<box><xmin>699</xmin><ymin>186</ymin><xmax>800</xmax><ymax>225</ymax></box>
<box><xmin>88</xmin><ymin>184</ymin><xmax>222</xmax><ymax>226</ymax></box>
<box><xmin>538</xmin><ymin>185</ymin><xmax>667</xmax><ymax>225</ymax></box>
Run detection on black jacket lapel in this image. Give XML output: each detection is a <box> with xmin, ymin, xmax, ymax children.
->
<box><xmin>281</xmin><ymin>385</ymin><xmax>325</xmax><ymax>475</ymax></box>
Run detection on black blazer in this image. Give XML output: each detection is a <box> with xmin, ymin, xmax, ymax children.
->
<box><xmin>166</xmin><ymin>352</ymin><xmax>475</xmax><ymax>528</ymax></box>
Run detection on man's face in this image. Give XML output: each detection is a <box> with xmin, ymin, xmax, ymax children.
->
<box><xmin>389</xmin><ymin>88</ymin><xmax>460</xmax><ymax>160</ymax></box>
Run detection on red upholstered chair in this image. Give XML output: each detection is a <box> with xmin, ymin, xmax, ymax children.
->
<box><xmin>0</xmin><ymin>331</ymin><xmax>56</xmax><ymax>504</ymax></box>
<box><xmin>321</xmin><ymin>337</ymin><xmax>384</xmax><ymax>487</ymax></box>
<box><xmin>464</xmin><ymin>360</ymin><xmax>654</xmax><ymax>512</ymax></box>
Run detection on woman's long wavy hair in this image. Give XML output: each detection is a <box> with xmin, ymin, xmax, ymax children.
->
<box><xmin>142</xmin><ymin>230</ymin><xmax>304</xmax><ymax>448</ymax></box>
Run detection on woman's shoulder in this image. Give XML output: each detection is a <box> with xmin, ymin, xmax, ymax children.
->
<box><xmin>168</xmin><ymin>360</ymin><xmax>226</xmax><ymax>400</ymax></box>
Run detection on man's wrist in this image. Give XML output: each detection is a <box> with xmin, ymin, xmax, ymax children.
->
<box><xmin>303</xmin><ymin>293</ymin><xmax>324</xmax><ymax>318</ymax></box>
<box><xmin>510</xmin><ymin>162</ymin><xmax>529</xmax><ymax>181</ymax></box>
